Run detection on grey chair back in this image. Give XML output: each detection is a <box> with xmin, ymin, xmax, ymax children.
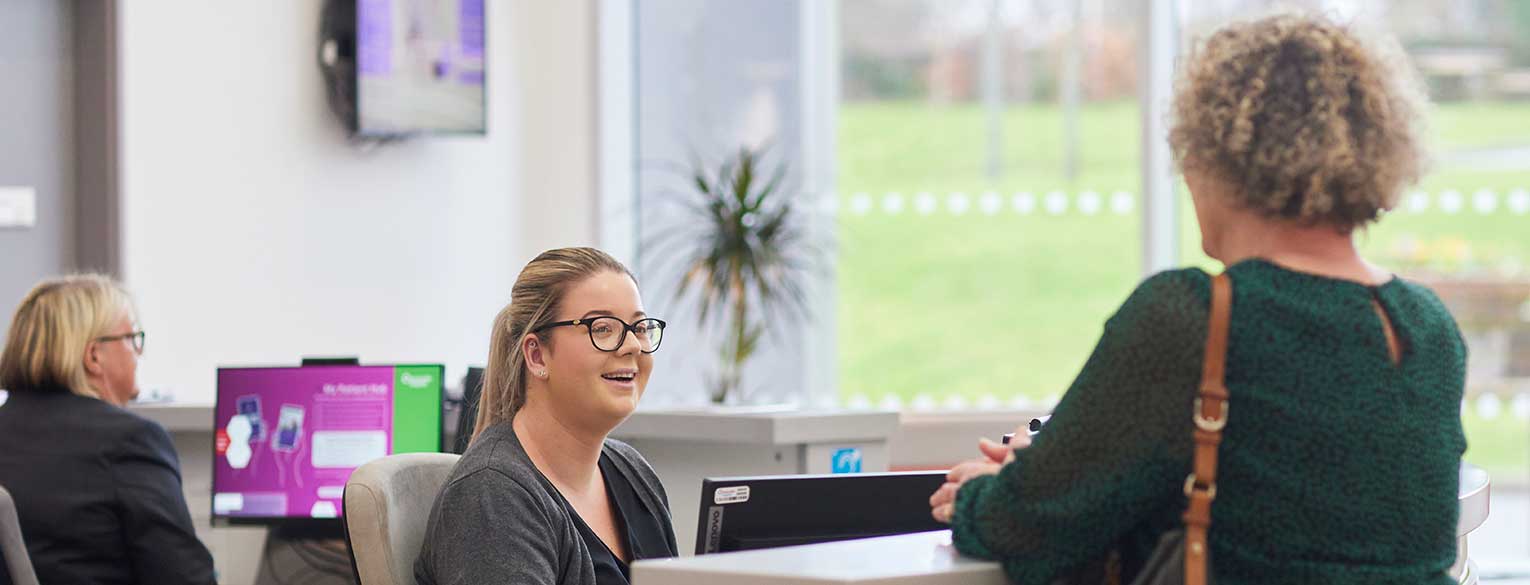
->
<box><xmin>0</xmin><ymin>485</ymin><xmax>39</xmax><ymax>585</ymax></box>
<box><xmin>343</xmin><ymin>453</ymin><xmax>460</xmax><ymax>585</ymax></box>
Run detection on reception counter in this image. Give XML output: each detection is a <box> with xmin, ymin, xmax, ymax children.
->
<box><xmin>633</xmin><ymin>462</ymin><xmax>1493</xmax><ymax>585</ymax></box>
<box><xmin>126</xmin><ymin>401</ymin><xmax>1491</xmax><ymax>585</ymax></box>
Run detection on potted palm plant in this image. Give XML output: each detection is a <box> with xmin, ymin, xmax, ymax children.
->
<box><xmin>650</xmin><ymin>145</ymin><xmax>816</xmax><ymax>404</ymax></box>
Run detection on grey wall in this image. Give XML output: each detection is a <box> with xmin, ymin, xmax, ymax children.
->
<box><xmin>0</xmin><ymin>0</ymin><xmax>120</xmax><ymax>343</ymax></box>
<box><xmin>0</xmin><ymin>0</ymin><xmax>76</xmax><ymax>334</ymax></box>
<box><xmin>72</xmin><ymin>0</ymin><xmax>120</xmax><ymax>277</ymax></box>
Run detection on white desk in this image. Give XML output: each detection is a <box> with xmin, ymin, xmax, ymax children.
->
<box><xmin>635</xmin><ymin>463</ymin><xmax>1492</xmax><ymax>585</ymax></box>
<box><xmin>632</xmin><ymin>530</ymin><xmax>1002</xmax><ymax>585</ymax></box>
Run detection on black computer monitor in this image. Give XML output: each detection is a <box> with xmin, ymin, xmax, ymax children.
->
<box><xmin>211</xmin><ymin>363</ymin><xmax>444</xmax><ymax>526</ymax></box>
<box><xmin>452</xmin><ymin>366</ymin><xmax>485</xmax><ymax>453</ymax></box>
<box><xmin>695</xmin><ymin>471</ymin><xmax>948</xmax><ymax>554</ymax></box>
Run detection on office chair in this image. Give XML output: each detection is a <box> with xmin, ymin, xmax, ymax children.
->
<box><xmin>343</xmin><ymin>453</ymin><xmax>460</xmax><ymax>585</ymax></box>
<box><xmin>0</xmin><ymin>485</ymin><xmax>39</xmax><ymax>585</ymax></box>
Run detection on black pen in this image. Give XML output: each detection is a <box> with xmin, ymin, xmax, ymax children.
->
<box><xmin>1002</xmin><ymin>415</ymin><xmax>1052</xmax><ymax>445</ymax></box>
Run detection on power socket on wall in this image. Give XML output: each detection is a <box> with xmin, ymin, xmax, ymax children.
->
<box><xmin>0</xmin><ymin>186</ymin><xmax>37</xmax><ymax>229</ymax></box>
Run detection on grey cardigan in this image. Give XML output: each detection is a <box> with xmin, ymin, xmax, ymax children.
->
<box><xmin>414</xmin><ymin>421</ymin><xmax>677</xmax><ymax>585</ymax></box>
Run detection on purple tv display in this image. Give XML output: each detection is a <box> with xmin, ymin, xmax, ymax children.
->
<box><xmin>212</xmin><ymin>365</ymin><xmax>443</xmax><ymax>523</ymax></box>
<box><xmin>356</xmin><ymin>0</ymin><xmax>486</xmax><ymax>135</ymax></box>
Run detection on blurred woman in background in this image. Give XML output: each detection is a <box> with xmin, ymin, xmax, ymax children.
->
<box><xmin>0</xmin><ymin>274</ymin><xmax>214</xmax><ymax>585</ymax></box>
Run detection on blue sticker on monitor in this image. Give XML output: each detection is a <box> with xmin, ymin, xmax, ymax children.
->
<box><xmin>831</xmin><ymin>448</ymin><xmax>863</xmax><ymax>474</ymax></box>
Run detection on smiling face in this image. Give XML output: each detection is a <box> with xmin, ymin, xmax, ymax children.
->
<box><xmin>523</xmin><ymin>270</ymin><xmax>655</xmax><ymax>431</ymax></box>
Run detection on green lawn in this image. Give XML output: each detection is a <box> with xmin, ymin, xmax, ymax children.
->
<box><xmin>836</xmin><ymin>99</ymin><xmax>1530</xmax><ymax>480</ymax></box>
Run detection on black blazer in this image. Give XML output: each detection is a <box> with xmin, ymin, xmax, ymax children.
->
<box><xmin>0</xmin><ymin>388</ymin><xmax>214</xmax><ymax>585</ymax></box>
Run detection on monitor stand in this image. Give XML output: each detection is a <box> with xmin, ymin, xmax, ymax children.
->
<box><xmin>301</xmin><ymin>356</ymin><xmax>361</xmax><ymax>366</ymax></box>
<box><xmin>253</xmin><ymin>523</ymin><xmax>355</xmax><ymax>585</ymax></box>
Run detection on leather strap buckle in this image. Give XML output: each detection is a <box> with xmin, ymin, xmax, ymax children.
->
<box><xmin>1193</xmin><ymin>398</ymin><xmax>1228</xmax><ymax>432</ymax></box>
<box><xmin>1184</xmin><ymin>473</ymin><xmax>1217</xmax><ymax>500</ymax></box>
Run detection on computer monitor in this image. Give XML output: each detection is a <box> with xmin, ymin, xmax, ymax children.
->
<box><xmin>452</xmin><ymin>366</ymin><xmax>484</xmax><ymax>454</ymax></box>
<box><xmin>695</xmin><ymin>471</ymin><xmax>948</xmax><ymax>554</ymax></box>
<box><xmin>211</xmin><ymin>364</ymin><xmax>444</xmax><ymax>525</ymax></box>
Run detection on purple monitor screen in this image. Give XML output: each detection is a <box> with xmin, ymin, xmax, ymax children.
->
<box><xmin>212</xmin><ymin>365</ymin><xmax>442</xmax><ymax>521</ymax></box>
<box><xmin>356</xmin><ymin>0</ymin><xmax>486</xmax><ymax>135</ymax></box>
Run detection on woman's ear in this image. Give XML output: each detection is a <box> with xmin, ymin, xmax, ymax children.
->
<box><xmin>82</xmin><ymin>341</ymin><xmax>103</xmax><ymax>377</ymax></box>
<box><xmin>522</xmin><ymin>334</ymin><xmax>549</xmax><ymax>379</ymax></box>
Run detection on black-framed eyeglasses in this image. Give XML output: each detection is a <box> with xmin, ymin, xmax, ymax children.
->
<box><xmin>96</xmin><ymin>330</ymin><xmax>146</xmax><ymax>355</ymax></box>
<box><xmin>537</xmin><ymin>317</ymin><xmax>666</xmax><ymax>353</ymax></box>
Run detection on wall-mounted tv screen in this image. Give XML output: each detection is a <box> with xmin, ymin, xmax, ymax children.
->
<box><xmin>355</xmin><ymin>0</ymin><xmax>486</xmax><ymax>136</ymax></box>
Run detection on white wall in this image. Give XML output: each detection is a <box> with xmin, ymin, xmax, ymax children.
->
<box><xmin>118</xmin><ymin>1</ymin><xmax>598</xmax><ymax>405</ymax></box>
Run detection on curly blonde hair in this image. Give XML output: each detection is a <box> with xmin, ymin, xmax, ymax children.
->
<box><xmin>1169</xmin><ymin>13</ymin><xmax>1427</xmax><ymax>229</ymax></box>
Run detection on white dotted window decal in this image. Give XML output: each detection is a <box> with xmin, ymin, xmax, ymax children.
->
<box><xmin>948</xmin><ymin>192</ymin><xmax>972</xmax><ymax>216</ymax></box>
<box><xmin>847</xmin><ymin>394</ymin><xmax>873</xmax><ymax>411</ymax></box>
<box><xmin>1044</xmin><ymin>191</ymin><xmax>1069</xmax><ymax>215</ymax></box>
<box><xmin>941</xmin><ymin>395</ymin><xmax>969</xmax><ymax>411</ymax></box>
<box><xmin>912</xmin><ymin>393</ymin><xmax>938</xmax><ymax>411</ymax></box>
<box><xmin>1512</xmin><ymin>393</ymin><xmax>1530</xmax><ymax>421</ymax></box>
<box><xmin>914</xmin><ymin>192</ymin><xmax>938</xmax><ymax>215</ymax></box>
<box><xmin>1077</xmin><ymin>191</ymin><xmax>1103</xmax><ymax>215</ymax></box>
<box><xmin>979</xmin><ymin>191</ymin><xmax>1003</xmax><ymax>215</ymax></box>
<box><xmin>1476</xmin><ymin>393</ymin><xmax>1502</xmax><ymax>420</ymax></box>
<box><xmin>1111</xmin><ymin>191</ymin><xmax>1135</xmax><ymax>215</ymax></box>
<box><xmin>1012</xmin><ymin>192</ymin><xmax>1037</xmax><ymax>215</ymax></box>
<box><xmin>882</xmin><ymin>192</ymin><xmax>905</xmax><ymax>215</ymax></box>
<box><xmin>1406</xmin><ymin>191</ymin><xmax>1430</xmax><ymax>214</ymax></box>
<box><xmin>849</xmin><ymin>192</ymin><xmax>873</xmax><ymax>215</ymax></box>
<box><xmin>1472</xmin><ymin>189</ymin><xmax>1498</xmax><ymax>214</ymax></box>
<box><xmin>1439</xmin><ymin>190</ymin><xmax>1464</xmax><ymax>214</ymax></box>
<box><xmin>1508</xmin><ymin>189</ymin><xmax>1530</xmax><ymax>215</ymax></box>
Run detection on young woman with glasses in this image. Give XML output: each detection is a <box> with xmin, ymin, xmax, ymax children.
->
<box><xmin>0</xmin><ymin>274</ymin><xmax>215</xmax><ymax>584</ymax></box>
<box><xmin>415</xmin><ymin>247</ymin><xmax>677</xmax><ymax>585</ymax></box>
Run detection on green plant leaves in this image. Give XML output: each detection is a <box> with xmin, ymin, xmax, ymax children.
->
<box><xmin>660</xmin><ymin>145</ymin><xmax>819</xmax><ymax>402</ymax></box>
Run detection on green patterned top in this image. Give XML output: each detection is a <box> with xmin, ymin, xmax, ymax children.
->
<box><xmin>952</xmin><ymin>259</ymin><xmax>1467</xmax><ymax>585</ymax></box>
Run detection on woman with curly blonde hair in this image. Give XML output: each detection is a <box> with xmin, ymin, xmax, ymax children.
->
<box><xmin>930</xmin><ymin>13</ymin><xmax>1465</xmax><ymax>585</ymax></box>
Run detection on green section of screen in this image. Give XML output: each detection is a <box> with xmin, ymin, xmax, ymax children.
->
<box><xmin>392</xmin><ymin>365</ymin><xmax>442</xmax><ymax>453</ymax></box>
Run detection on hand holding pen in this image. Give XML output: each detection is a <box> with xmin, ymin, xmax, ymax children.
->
<box><xmin>931</xmin><ymin>418</ymin><xmax>1037</xmax><ymax>523</ymax></box>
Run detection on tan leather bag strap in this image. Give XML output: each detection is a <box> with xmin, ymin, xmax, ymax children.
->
<box><xmin>1183</xmin><ymin>272</ymin><xmax>1231</xmax><ymax>585</ymax></box>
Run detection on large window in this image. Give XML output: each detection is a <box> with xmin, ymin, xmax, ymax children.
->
<box><xmin>834</xmin><ymin>1</ymin><xmax>1530</xmax><ymax>489</ymax></box>
<box><xmin>836</xmin><ymin>0</ymin><xmax>1145</xmax><ymax>410</ymax></box>
<box><xmin>621</xmin><ymin>0</ymin><xmax>1530</xmax><ymax>567</ymax></box>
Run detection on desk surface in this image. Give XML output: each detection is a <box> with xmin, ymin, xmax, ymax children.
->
<box><xmin>635</xmin><ymin>463</ymin><xmax>1491</xmax><ymax>585</ymax></box>
<box><xmin>632</xmin><ymin>530</ymin><xmax>1004</xmax><ymax>585</ymax></box>
<box><xmin>127</xmin><ymin>401</ymin><xmax>214</xmax><ymax>432</ymax></box>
